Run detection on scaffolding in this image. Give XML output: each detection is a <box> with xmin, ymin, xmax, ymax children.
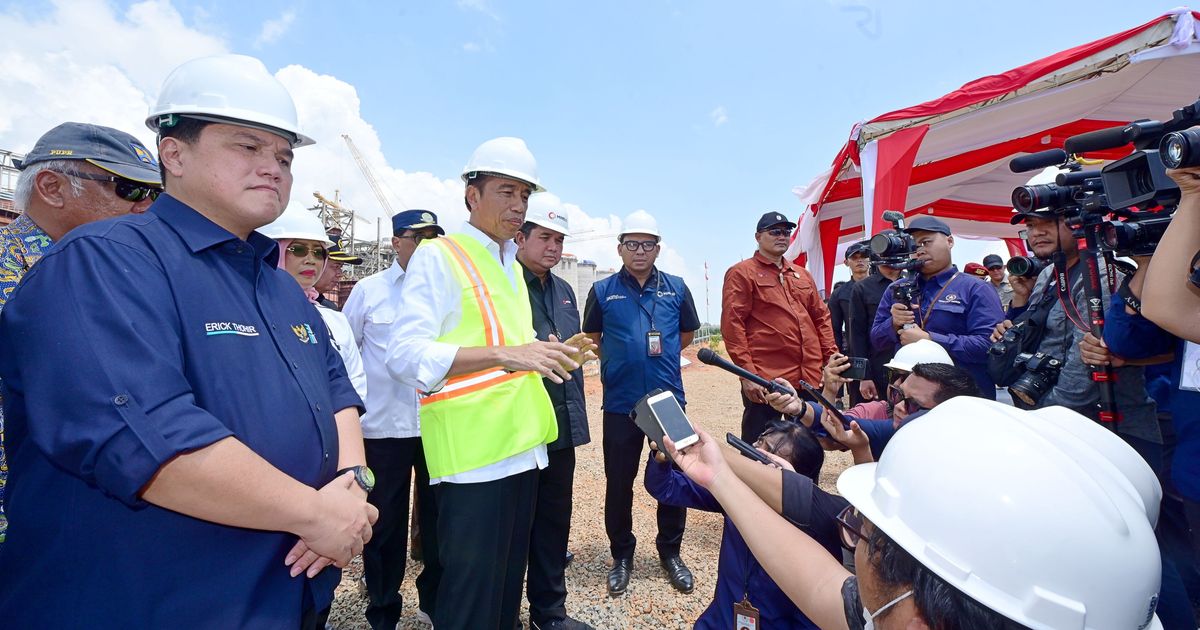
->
<box><xmin>308</xmin><ymin>190</ymin><xmax>392</xmax><ymax>280</ymax></box>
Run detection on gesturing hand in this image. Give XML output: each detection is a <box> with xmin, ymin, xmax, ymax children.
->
<box><xmin>553</xmin><ymin>332</ymin><xmax>598</xmax><ymax>366</ymax></box>
<box><xmin>498</xmin><ymin>341</ymin><xmax>582</xmax><ymax>383</ymax></box>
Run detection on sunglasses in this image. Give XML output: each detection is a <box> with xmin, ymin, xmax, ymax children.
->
<box><xmin>399</xmin><ymin>232</ymin><xmax>440</xmax><ymax>243</ymax></box>
<box><xmin>621</xmin><ymin>240</ymin><xmax>658</xmax><ymax>252</ymax></box>
<box><xmin>836</xmin><ymin>505</ymin><xmax>868</xmax><ymax>552</ymax></box>
<box><xmin>55</xmin><ymin>170</ymin><xmax>162</xmax><ymax>202</ymax></box>
<box><xmin>762</xmin><ymin>228</ymin><xmax>793</xmax><ymax>238</ymax></box>
<box><xmin>887</xmin><ymin>383</ymin><xmax>930</xmax><ymax>413</ymax></box>
<box><xmin>285</xmin><ymin>243</ymin><xmax>328</xmax><ymax>260</ymax></box>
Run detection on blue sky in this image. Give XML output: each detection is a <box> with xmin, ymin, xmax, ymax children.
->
<box><xmin>0</xmin><ymin>0</ymin><xmax>1178</xmax><ymax>319</ymax></box>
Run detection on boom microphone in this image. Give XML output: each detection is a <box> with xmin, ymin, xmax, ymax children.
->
<box><xmin>1009</xmin><ymin>149</ymin><xmax>1068</xmax><ymax>173</ymax></box>
<box><xmin>881</xmin><ymin>210</ymin><xmax>905</xmax><ymax>222</ymax></box>
<box><xmin>697</xmin><ymin>348</ymin><xmax>792</xmax><ymax>395</ymax></box>
<box><xmin>1064</xmin><ymin>125</ymin><xmax>1131</xmax><ymax>154</ymax></box>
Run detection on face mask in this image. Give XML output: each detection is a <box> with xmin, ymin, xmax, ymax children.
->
<box><xmin>862</xmin><ymin>590</ymin><xmax>913</xmax><ymax>630</ymax></box>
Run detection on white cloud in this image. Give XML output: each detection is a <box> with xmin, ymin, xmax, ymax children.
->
<box><xmin>254</xmin><ymin>10</ymin><xmax>296</xmax><ymax>48</ymax></box>
<box><xmin>709</xmin><ymin>105</ymin><xmax>728</xmax><ymax>127</ymax></box>
<box><xmin>463</xmin><ymin>42</ymin><xmax>482</xmax><ymax>53</ymax></box>
<box><xmin>456</xmin><ymin>0</ymin><xmax>500</xmax><ymax>21</ymax></box>
<box><xmin>0</xmin><ymin>0</ymin><xmax>699</xmax><ymax>298</ymax></box>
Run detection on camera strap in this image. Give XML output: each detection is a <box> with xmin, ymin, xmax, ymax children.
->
<box><xmin>917</xmin><ymin>272</ymin><xmax>960</xmax><ymax>329</ymax></box>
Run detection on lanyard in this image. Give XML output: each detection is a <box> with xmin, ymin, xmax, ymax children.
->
<box><xmin>624</xmin><ymin>271</ymin><xmax>661</xmax><ymax>330</ymax></box>
<box><xmin>531</xmin><ymin>276</ymin><xmax>561</xmax><ymax>339</ymax></box>
<box><xmin>917</xmin><ymin>272</ymin><xmax>960</xmax><ymax>330</ymax></box>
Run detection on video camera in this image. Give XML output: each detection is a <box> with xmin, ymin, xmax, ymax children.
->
<box><xmin>870</xmin><ymin>211</ymin><xmax>922</xmax><ymax>326</ymax></box>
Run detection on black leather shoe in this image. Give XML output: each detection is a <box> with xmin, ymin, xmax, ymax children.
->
<box><xmin>661</xmin><ymin>555</ymin><xmax>694</xmax><ymax>594</ymax></box>
<box><xmin>607</xmin><ymin>557</ymin><xmax>633</xmax><ymax>597</ymax></box>
<box><xmin>532</xmin><ymin>616</ymin><xmax>594</xmax><ymax>630</ymax></box>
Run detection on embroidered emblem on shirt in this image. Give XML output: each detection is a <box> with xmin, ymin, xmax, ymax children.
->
<box><xmin>291</xmin><ymin>323</ymin><xmax>318</xmax><ymax>344</ymax></box>
<box><xmin>204</xmin><ymin>322</ymin><xmax>260</xmax><ymax>337</ymax></box>
<box><xmin>940</xmin><ymin>293</ymin><xmax>961</xmax><ymax>303</ymax></box>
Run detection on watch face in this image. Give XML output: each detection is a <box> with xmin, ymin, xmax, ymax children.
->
<box><xmin>360</xmin><ymin>466</ymin><xmax>376</xmax><ymax>490</ymax></box>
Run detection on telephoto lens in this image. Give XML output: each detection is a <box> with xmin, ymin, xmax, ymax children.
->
<box><xmin>1160</xmin><ymin>127</ymin><xmax>1200</xmax><ymax>169</ymax></box>
<box><xmin>1011</xmin><ymin>184</ymin><xmax>1075</xmax><ymax>213</ymax></box>
<box><xmin>1006</xmin><ymin>256</ymin><xmax>1048</xmax><ymax>278</ymax></box>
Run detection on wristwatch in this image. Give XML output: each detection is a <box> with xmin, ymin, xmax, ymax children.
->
<box><xmin>336</xmin><ymin>465</ymin><xmax>376</xmax><ymax>494</ymax></box>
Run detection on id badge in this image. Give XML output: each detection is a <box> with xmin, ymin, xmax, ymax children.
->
<box><xmin>647</xmin><ymin>330</ymin><xmax>663</xmax><ymax>357</ymax></box>
<box><xmin>1181</xmin><ymin>342</ymin><xmax>1200</xmax><ymax>392</ymax></box>
<box><xmin>733</xmin><ymin>597</ymin><xmax>760</xmax><ymax>630</ymax></box>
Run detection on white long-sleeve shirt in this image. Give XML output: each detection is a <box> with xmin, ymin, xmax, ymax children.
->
<box><xmin>342</xmin><ymin>261</ymin><xmax>420</xmax><ymax>439</ymax></box>
<box><xmin>315</xmin><ymin>304</ymin><xmax>367</xmax><ymax>402</ymax></box>
<box><xmin>385</xmin><ymin>222</ymin><xmax>547</xmax><ymax>484</ymax></box>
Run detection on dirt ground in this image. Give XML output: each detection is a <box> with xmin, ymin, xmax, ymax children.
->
<box><xmin>328</xmin><ymin>346</ymin><xmax>852</xmax><ymax>629</ymax></box>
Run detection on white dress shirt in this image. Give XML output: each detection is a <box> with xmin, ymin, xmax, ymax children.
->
<box><xmin>342</xmin><ymin>261</ymin><xmax>420</xmax><ymax>439</ymax></box>
<box><xmin>386</xmin><ymin>222</ymin><xmax>547</xmax><ymax>485</ymax></box>
<box><xmin>315</xmin><ymin>304</ymin><xmax>368</xmax><ymax>402</ymax></box>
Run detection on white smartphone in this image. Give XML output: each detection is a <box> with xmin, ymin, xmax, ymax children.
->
<box><xmin>647</xmin><ymin>390</ymin><xmax>699</xmax><ymax>450</ymax></box>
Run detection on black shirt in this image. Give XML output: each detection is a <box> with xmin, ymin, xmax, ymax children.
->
<box><xmin>780</xmin><ymin>470</ymin><xmax>849</xmax><ymax>560</ymax></box>
<box><xmin>849</xmin><ymin>272</ymin><xmax>898</xmax><ymax>388</ymax></box>
<box><xmin>829</xmin><ymin>279</ymin><xmax>857</xmax><ymax>353</ymax></box>
<box><xmin>522</xmin><ymin>264</ymin><xmax>590</xmax><ymax>450</ymax></box>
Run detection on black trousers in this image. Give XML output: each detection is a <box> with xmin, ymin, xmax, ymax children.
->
<box><xmin>362</xmin><ymin>437</ymin><xmax>440</xmax><ymax>630</ymax></box>
<box><xmin>740</xmin><ymin>390</ymin><xmax>783</xmax><ymax>443</ymax></box>
<box><xmin>526</xmin><ymin>447</ymin><xmax>577</xmax><ymax>625</ymax></box>
<box><xmin>603</xmin><ymin>411</ymin><xmax>686</xmax><ymax>560</ymax></box>
<box><xmin>434</xmin><ymin>468</ymin><xmax>539</xmax><ymax>630</ymax></box>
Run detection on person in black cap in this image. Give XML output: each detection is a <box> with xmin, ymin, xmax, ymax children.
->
<box><xmin>0</xmin><ymin>122</ymin><xmax>162</xmax><ymax>542</ymax></box>
<box><xmin>828</xmin><ymin>241</ymin><xmax>871</xmax><ymax>403</ymax></box>
<box><xmin>848</xmin><ymin>242</ymin><xmax>904</xmax><ymax>401</ymax></box>
<box><xmin>981</xmin><ymin>253</ymin><xmax>1013</xmax><ymax>309</ymax></box>
<box><xmin>722</xmin><ymin>211</ymin><xmax>837</xmax><ymax>441</ymax></box>
<box><xmin>314</xmin><ymin>233</ymin><xmax>362</xmax><ymax>310</ymax></box>
<box><xmin>868</xmin><ymin>216</ymin><xmax>1004</xmax><ymax>399</ymax></box>
<box><xmin>342</xmin><ymin>209</ymin><xmax>445</xmax><ymax>629</ymax></box>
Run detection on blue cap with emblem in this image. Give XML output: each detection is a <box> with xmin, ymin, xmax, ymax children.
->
<box><xmin>756</xmin><ymin>211</ymin><xmax>796</xmax><ymax>232</ymax></box>
<box><xmin>392</xmin><ymin>209</ymin><xmax>446</xmax><ymax>236</ymax></box>
<box><xmin>15</xmin><ymin>122</ymin><xmax>161</xmax><ymax>185</ymax></box>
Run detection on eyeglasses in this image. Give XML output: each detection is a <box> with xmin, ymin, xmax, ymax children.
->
<box><xmin>285</xmin><ymin>243</ymin><xmax>329</xmax><ymax>260</ymax></box>
<box><xmin>762</xmin><ymin>228</ymin><xmax>792</xmax><ymax>238</ymax></box>
<box><xmin>836</xmin><ymin>505</ymin><xmax>868</xmax><ymax>552</ymax></box>
<box><xmin>53</xmin><ymin>170</ymin><xmax>162</xmax><ymax>202</ymax></box>
<box><xmin>399</xmin><ymin>232</ymin><xmax>440</xmax><ymax>244</ymax></box>
<box><xmin>621</xmin><ymin>240</ymin><xmax>658</xmax><ymax>252</ymax></box>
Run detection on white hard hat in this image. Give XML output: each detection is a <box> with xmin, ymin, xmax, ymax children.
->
<box><xmin>837</xmin><ymin>398</ymin><xmax>1162</xmax><ymax>630</ymax></box>
<box><xmin>461</xmin><ymin>137</ymin><xmax>544</xmax><ymax>192</ymax></box>
<box><xmin>525</xmin><ymin>194</ymin><xmax>570</xmax><ymax>236</ymax></box>
<box><xmin>147</xmin><ymin>54</ymin><xmax>314</xmax><ymax>148</ymax></box>
<box><xmin>619</xmin><ymin>209</ymin><xmax>660</xmax><ymax>241</ymax></box>
<box><xmin>883</xmin><ymin>338</ymin><xmax>953</xmax><ymax>372</ymax></box>
<box><xmin>259</xmin><ymin>204</ymin><xmax>333</xmax><ymax>245</ymax></box>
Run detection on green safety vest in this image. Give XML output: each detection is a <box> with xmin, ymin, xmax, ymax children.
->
<box><xmin>419</xmin><ymin>234</ymin><xmax>557</xmax><ymax>478</ymax></box>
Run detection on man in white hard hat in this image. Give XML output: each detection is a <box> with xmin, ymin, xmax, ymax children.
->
<box><xmin>722</xmin><ymin>211</ymin><xmax>837</xmax><ymax>442</ymax></box>
<box><xmin>343</xmin><ymin>209</ymin><xmax>445</xmax><ymax>629</ymax></box>
<box><xmin>0</xmin><ymin>122</ymin><xmax>162</xmax><ymax>543</ymax></box>
<box><xmin>0</xmin><ymin>55</ymin><xmax>377</xmax><ymax>628</ymax></box>
<box><xmin>666</xmin><ymin>398</ymin><xmax>1164</xmax><ymax>630</ymax></box>
<box><xmin>387</xmin><ymin>138</ymin><xmax>594</xmax><ymax>629</ymax></box>
<box><xmin>582</xmin><ymin>210</ymin><xmax>702</xmax><ymax>597</ymax></box>
<box><xmin>514</xmin><ymin>195</ymin><xmax>593</xmax><ymax>630</ymax></box>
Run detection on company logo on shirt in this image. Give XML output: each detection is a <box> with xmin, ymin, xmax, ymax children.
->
<box><xmin>291</xmin><ymin>323</ymin><xmax>318</xmax><ymax>344</ymax></box>
<box><xmin>605</xmin><ymin>294</ymin><xmax>627</xmax><ymax>302</ymax></box>
<box><xmin>939</xmin><ymin>293</ymin><xmax>961</xmax><ymax>304</ymax></box>
<box><xmin>204</xmin><ymin>321</ymin><xmax>259</xmax><ymax>337</ymax></box>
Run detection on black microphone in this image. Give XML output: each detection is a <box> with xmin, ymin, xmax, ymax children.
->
<box><xmin>697</xmin><ymin>348</ymin><xmax>792</xmax><ymax>395</ymax></box>
<box><xmin>881</xmin><ymin>210</ymin><xmax>904</xmax><ymax>222</ymax></box>
<box><xmin>1064</xmin><ymin>126</ymin><xmax>1131</xmax><ymax>154</ymax></box>
<box><xmin>1009</xmin><ymin>149</ymin><xmax>1067</xmax><ymax>173</ymax></box>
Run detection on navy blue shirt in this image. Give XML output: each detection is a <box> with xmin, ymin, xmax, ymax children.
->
<box><xmin>0</xmin><ymin>195</ymin><xmax>362</xmax><ymax>628</ymax></box>
<box><xmin>583</xmin><ymin>267</ymin><xmax>700</xmax><ymax>414</ymax></box>
<box><xmin>869</xmin><ymin>265</ymin><xmax>1004</xmax><ymax>399</ymax></box>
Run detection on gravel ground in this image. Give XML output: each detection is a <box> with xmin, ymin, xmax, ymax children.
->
<box><xmin>328</xmin><ymin>347</ymin><xmax>852</xmax><ymax>629</ymax></box>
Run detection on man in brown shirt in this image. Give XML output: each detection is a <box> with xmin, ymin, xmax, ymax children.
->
<box><xmin>721</xmin><ymin>211</ymin><xmax>837</xmax><ymax>441</ymax></box>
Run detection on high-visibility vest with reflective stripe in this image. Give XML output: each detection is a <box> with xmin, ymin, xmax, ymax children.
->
<box><xmin>419</xmin><ymin>234</ymin><xmax>557</xmax><ymax>478</ymax></box>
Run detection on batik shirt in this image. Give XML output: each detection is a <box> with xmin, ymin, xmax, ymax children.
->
<box><xmin>0</xmin><ymin>213</ymin><xmax>54</xmax><ymax>542</ymax></box>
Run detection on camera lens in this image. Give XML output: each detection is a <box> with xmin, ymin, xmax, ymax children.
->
<box><xmin>1011</xmin><ymin>184</ymin><xmax>1073</xmax><ymax>213</ymax></box>
<box><xmin>1160</xmin><ymin>128</ymin><xmax>1200</xmax><ymax>169</ymax></box>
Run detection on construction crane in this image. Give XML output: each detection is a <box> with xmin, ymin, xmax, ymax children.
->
<box><xmin>342</xmin><ymin>134</ymin><xmax>404</xmax><ymax>215</ymax></box>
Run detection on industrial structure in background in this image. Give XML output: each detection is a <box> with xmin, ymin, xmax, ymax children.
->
<box><xmin>1</xmin><ymin>150</ymin><xmax>21</xmax><ymax>226</ymax></box>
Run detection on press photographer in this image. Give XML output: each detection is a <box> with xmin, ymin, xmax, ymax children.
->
<box><xmin>1143</xmin><ymin>164</ymin><xmax>1200</xmax><ymax>342</ymax></box>
<box><xmin>991</xmin><ymin>203</ymin><xmax>1160</xmax><ymax>452</ymax></box>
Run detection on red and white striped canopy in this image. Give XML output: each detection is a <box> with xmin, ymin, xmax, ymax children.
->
<box><xmin>790</xmin><ymin>8</ymin><xmax>1200</xmax><ymax>293</ymax></box>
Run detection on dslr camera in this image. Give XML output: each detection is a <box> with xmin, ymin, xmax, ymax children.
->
<box><xmin>1009</xmin><ymin>352</ymin><xmax>1064</xmax><ymax>407</ymax></box>
<box><xmin>870</xmin><ymin>211</ymin><xmax>924</xmax><ymax>325</ymax></box>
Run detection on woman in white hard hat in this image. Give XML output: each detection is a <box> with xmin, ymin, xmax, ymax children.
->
<box><xmin>665</xmin><ymin>398</ymin><xmax>1163</xmax><ymax>630</ymax></box>
<box><xmin>261</xmin><ymin>205</ymin><xmax>367</xmax><ymax>401</ymax></box>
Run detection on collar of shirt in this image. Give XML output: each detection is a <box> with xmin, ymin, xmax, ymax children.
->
<box><xmin>751</xmin><ymin>249</ymin><xmax>797</xmax><ymax>272</ymax></box>
<box><xmin>0</xmin><ymin>213</ymin><xmax>53</xmax><ymax>274</ymax></box>
<box><xmin>151</xmin><ymin>193</ymin><xmax>279</xmax><ymax>263</ymax></box>
<box><xmin>459</xmin><ymin>220</ymin><xmax>517</xmax><ymax>264</ymax></box>
<box><xmin>384</xmin><ymin>258</ymin><xmax>406</xmax><ymax>285</ymax></box>
<box><xmin>920</xmin><ymin>264</ymin><xmax>959</xmax><ymax>288</ymax></box>
<box><xmin>618</xmin><ymin>265</ymin><xmax>660</xmax><ymax>292</ymax></box>
<box><xmin>521</xmin><ymin>261</ymin><xmax>547</xmax><ymax>288</ymax></box>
